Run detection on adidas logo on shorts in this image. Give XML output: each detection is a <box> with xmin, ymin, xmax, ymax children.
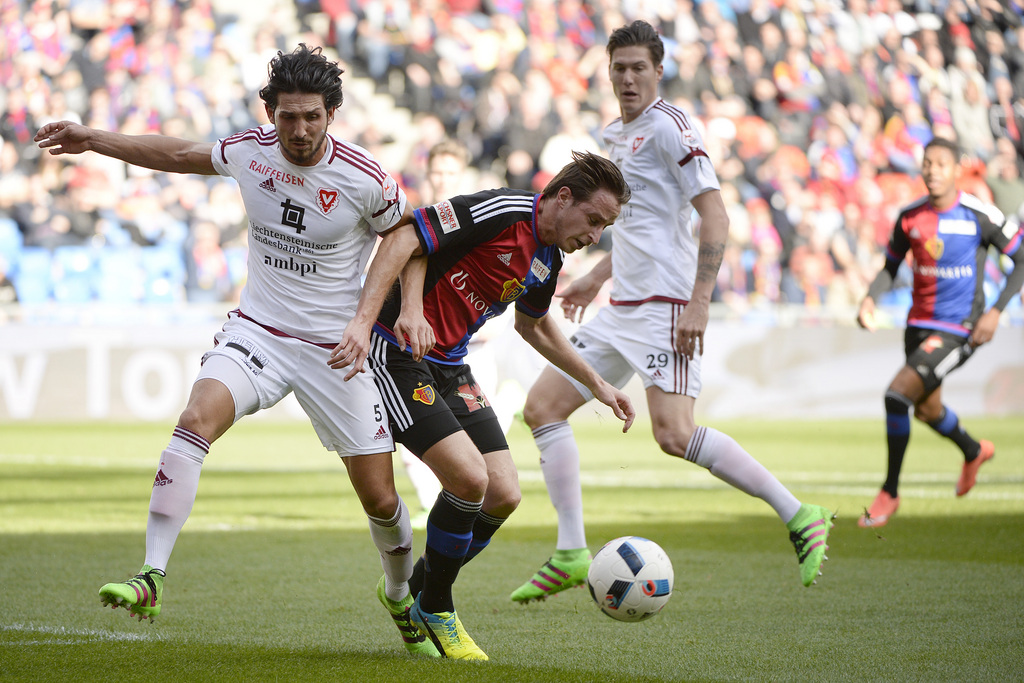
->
<box><xmin>373</xmin><ymin>426</ymin><xmax>389</xmax><ymax>440</ymax></box>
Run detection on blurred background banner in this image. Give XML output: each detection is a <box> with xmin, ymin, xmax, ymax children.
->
<box><xmin>2</xmin><ymin>310</ymin><xmax>1020</xmax><ymax>422</ymax></box>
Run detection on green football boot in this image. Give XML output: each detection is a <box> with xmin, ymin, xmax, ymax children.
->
<box><xmin>510</xmin><ymin>548</ymin><xmax>591</xmax><ymax>603</ymax></box>
<box><xmin>787</xmin><ymin>504</ymin><xmax>834</xmax><ymax>587</ymax></box>
<box><xmin>99</xmin><ymin>565</ymin><xmax>165</xmax><ymax>622</ymax></box>
<box><xmin>376</xmin><ymin>575</ymin><xmax>440</xmax><ymax>657</ymax></box>
<box><xmin>409</xmin><ymin>597</ymin><xmax>488</xmax><ymax>660</ymax></box>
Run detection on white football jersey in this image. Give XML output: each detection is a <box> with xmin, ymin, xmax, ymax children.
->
<box><xmin>602</xmin><ymin>98</ymin><xmax>720</xmax><ymax>304</ymax></box>
<box><xmin>211</xmin><ymin>126</ymin><xmax>406</xmax><ymax>344</ymax></box>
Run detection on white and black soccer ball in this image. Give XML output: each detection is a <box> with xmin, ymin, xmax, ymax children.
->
<box><xmin>587</xmin><ymin>536</ymin><xmax>674</xmax><ymax>622</ymax></box>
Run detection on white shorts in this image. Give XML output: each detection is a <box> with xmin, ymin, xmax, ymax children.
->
<box><xmin>554</xmin><ymin>302</ymin><xmax>702</xmax><ymax>401</ymax></box>
<box><xmin>199</xmin><ymin>315</ymin><xmax>394</xmax><ymax>455</ymax></box>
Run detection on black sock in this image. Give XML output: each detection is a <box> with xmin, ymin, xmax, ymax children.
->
<box><xmin>463</xmin><ymin>511</ymin><xmax>505</xmax><ymax>564</ymax></box>
<box><xmin>419</xmin><ymin>490</ymin><xmax>481</xmax><ymax>614</ymax></box>
<box><xmin>882</xmin><ymin>391</ymin><xmax>913</xmax><ymax>497</ymax></box>
<box><xmin>927</xmin><ymin>407</ymin><xmax>981</xmax><ymax>461</ymax></box>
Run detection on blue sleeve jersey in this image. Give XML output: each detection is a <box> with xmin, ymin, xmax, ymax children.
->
<box><xmin>374</xmin><ymin>188</ymin><xmax>564</xmax><ymax>364</ymax></box>
<box><xmin>886</xmin><ymin>192</ymin><xmax>1022</xmax><ymax>336</ymax></box>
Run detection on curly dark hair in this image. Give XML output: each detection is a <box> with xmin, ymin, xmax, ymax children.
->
<box><xmin>259</xmin><ymin>44</ymin><xmax>344</xmax><ymax>112</ymax></box>
<box><xmin>607</xmin><ymin>20</ymin><xmax>665</xmax><ymax>67</ymax></box>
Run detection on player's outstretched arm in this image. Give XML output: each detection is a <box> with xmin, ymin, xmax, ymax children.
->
<box><xmin>329</xmin><ymin>215</ymin><xmax>420</xmax><ymax>378</ymax></box>
<box><xmin>514</xmin><ymin>310</ymin><xmax>635</xmax><ymax>432</ymax></box>
<box><xmin>35</xmin><ymin>121</ymin><xmax>216</xmax><ymax>175</ymax></box>
<box><xmin>558</xmin><ymin>252</ymin><xmax>612</xmax><ymax>323</ymax></box>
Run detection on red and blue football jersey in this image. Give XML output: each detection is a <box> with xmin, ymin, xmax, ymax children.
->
<box><xmin>886</xmin><ymin>192</ymin><xmax>1021</xmax><ymax>336</ymax></box>
<box><xmin>374</xmin><ymin>188</ymin><xmax>563</xmax><ymax>364</ymax></box>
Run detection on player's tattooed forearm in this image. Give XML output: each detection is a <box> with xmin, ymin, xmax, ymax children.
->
<box><xmin>695</xmin><ymin>241</ymin><xmax>725</xmax><ymax>283</ymax></box>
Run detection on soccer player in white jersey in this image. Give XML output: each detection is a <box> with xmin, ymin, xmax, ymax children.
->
<box><xmin>34</xmin><ymin>44</ymin><xmax>438</xmax><ymax>657</ymax></box>
<box><xmin>510</xmin><ymin>21</ymin><xmax>835</xmax><ymax>602</ymax></box>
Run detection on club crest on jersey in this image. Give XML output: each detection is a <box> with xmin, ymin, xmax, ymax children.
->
<box><xmin>500</xmin><ymin>277</ymin><xmax>526</xmax><ymax>303</ymax></box>
<box><xmin>435</xmin><ymin>199</ymin><xmax>461</xmax><ymax>234</ymax></box>
<box><xmin>317</xmin><ymin>187</ymin><xmax>340</xmax><ymax>215</ymax></box>
<box><xmin>632</xmin><ymin>137</ymin><xmax>644</xmax><ymax>153</ymax></box>
<box><xmin>455</xmin><ymin>382</ymin><xmax>490</xmax><ymax>412</ymax></box>
<box><xmin>412</xmin><ymin>384</ymin><xmax>436</xmax><ymax>405</ymax></box>
<box><xmin>530</xmin><ymin>258</ymin><xmax>550</xmax><ymax>282</ymax></box>
<box><xmin>382</xmin><ymin>174</ymin><xmax>398</xmax><ymax>202</ymax></box>
<box><xmin>924</xmin><ymin>235</ymin><xmax>944</xmax><ymax>260</ymax></box>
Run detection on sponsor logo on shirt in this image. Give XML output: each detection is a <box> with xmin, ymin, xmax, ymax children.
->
<box><xmin>259</xmin><ymin>177</ymin><xmax>276</xmax><ymax>192</ymax></box>
<box><xmin>938</xmin><ymin>219</ymin><xmax>976</xmax><ymax>236</ymax></box>
<box><xmin>449</xmin><ymin>269</ymin><xmax>499</xmax><ymax>321</ymax></box>
<box><xmin>412</xmin><ymin>384</ymin><xmax>436</xmax><ymax>405</ymax></box>
<box><xmin>498</xmin><ymin>253</ymin><xmax>512</xmax><ymax>265</ymax></box>
<box><xmin>530</xmin><ymin>258</ymin><xmax>550</xmax><ymax>282</ymax></box>
<box><xmin>263</xmin><ymin>254</ymin><xmax>318</xmax><ymax>277</ymax></box>
<box><xmin>249</xmin><ymin>160</ymin><xmax>304</xmax><ymax>186</ymax></box>
<box><xmin>435</xmin><ymin>200</ymin><xmax>461</xmax><ymax>234</ymax></box>
<box><xmin>317</xmin><ymin>187</ymin><xmax>340</xmax><ymax>214</ymax></box>
<box><xmin>916</xmin><ymin>263</ymin><xmax>972</xmax><ymax>279</ymax></box>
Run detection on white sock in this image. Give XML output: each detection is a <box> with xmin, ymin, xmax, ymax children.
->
<box><xmin>685</xmin><ymin>426</ymin><xmax>801</xmax><ymax>522</ymax></box>
<box><xmin>534</xmin><ymin>421</ymin><xmax>587</xmax><ymax>550</ymax></box>
<box><xmin>367</xmin><ymin>496</ymin><xmax>414</xmax><ymax>602</ymax></box>
<box><xmin>145</xmin><ymin>427</ymin><xmax>209</xmax><ymax>571</ymax></box>
<box><xmin>400</xmin><ymin>446</ymin><xmax>441</xmax><ymax>511</ymax></box>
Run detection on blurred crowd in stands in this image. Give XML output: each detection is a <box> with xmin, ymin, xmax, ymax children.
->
<box><xmin>0</xmin><ymin>0</ymin><xmax>1022</xmax><ymax>317</ymax></box>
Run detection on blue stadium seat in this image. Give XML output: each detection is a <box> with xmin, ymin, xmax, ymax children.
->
<box><xmin>52</xmin><ymin>245</ymin><xmax>97</xmax><ymax>303</ymax></box>
<box><xmin>96</xmin><ymin>247</ymin><xmax>145</xmax><ymax>303</ymax></box>
<box><xmin>141</xmin><ymin>246</ymin><xmax>186</xmax><ymax>303</ymax></box>
<box><xmin>223</xmin><ymin>245</ymin><xmax>248</xmax><ymax>288</ymax></box>
<box><xmin>12</xmin><ymin>247</ymin><xmax>52</xmax><ymax>304</ymax></box>
<box><xmin>0</xmin><ymin>217</ymin><xmax>22</xmax><ymax>270</ymax></box>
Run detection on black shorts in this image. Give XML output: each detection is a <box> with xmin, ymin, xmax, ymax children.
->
<box><xmin>368</xmin><ymin>333</ymin><xmax>508</xmax><ymax>458</ymax></box>
<box><xmin>904</xmin><ymin>327</ymin><xmax>974</xmax><ymax>394</ymax></box>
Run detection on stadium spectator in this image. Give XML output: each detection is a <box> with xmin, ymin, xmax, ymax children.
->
<box><xmin>856</xmin><ymin>137</ymin><xmax>1024</xmax><ymax>529</ymax></box>
<box><xmin>34</xmin><ymin>44</ymin><xmax>440</xmax><ymax>660</ymax></box>
<box><xmin>2</xmin><ymin>0</ymin><xmax>1022</xmax><ymax>315</ymax></box>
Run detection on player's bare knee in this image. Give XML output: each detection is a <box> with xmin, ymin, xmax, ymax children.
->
<box><xmin>447</xmin><ymin>465</ymin><xmax>489</xmax><ymax>501</ymax></box>
<box><xmin>175</xmin><ymin>405</ymin><xmax>212</xmax><ymax>440</ymax></box>
<box><xmin>486</xmin><ymin>482</ymin><xmax>521</xmax><ymax>517</ymax></box>
<box><xmin>652</xmin><ymin>425</ymin><xmax>691</xmax><ymax>458</ymax></box>
<box><xmin>522</xmin><ymin>394</ymin><xmax>553</xmax><ymax>430</ymax></box>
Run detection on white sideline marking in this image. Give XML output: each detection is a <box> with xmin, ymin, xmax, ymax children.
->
<box><xmin>2</xmin><ymin>623</ymin><xmax>159</xmax><ymax>642</ymax></box>
<box><xmin>5</xmin><ymin>453</ymin><xmax>1022</xmax><ymax>499</ymax></box>
<box><xmin>517</xmin><ymin>470</ymin><xmax>1024</xmax><ymax>500</ymax></box>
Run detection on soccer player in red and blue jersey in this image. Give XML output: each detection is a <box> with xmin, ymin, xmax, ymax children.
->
<box><xmin>329</xmin><ymin>151</ymin><xmax>636</xmax><ymax>660</ymax></box>
<box><xmin>857</xmin><ymin>137</ymin><xmax>1024</xmax><ymax>528</ymax></box>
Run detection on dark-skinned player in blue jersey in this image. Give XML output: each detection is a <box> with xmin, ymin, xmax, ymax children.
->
<box><xmin>328</xmin><ymin>151</ymin><xmax>636</xmax><ymax>660</ymax></box>
<box><xmin>857</xmin><ymin>137</ymin><xmax>1024</xmax><ymax>528</ymax></box>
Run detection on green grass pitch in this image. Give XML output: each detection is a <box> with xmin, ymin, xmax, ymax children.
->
<box><xmin>1</xmin><ymin>417</ymin><xmax>1022</xmax><ymax>682</ymax></box>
